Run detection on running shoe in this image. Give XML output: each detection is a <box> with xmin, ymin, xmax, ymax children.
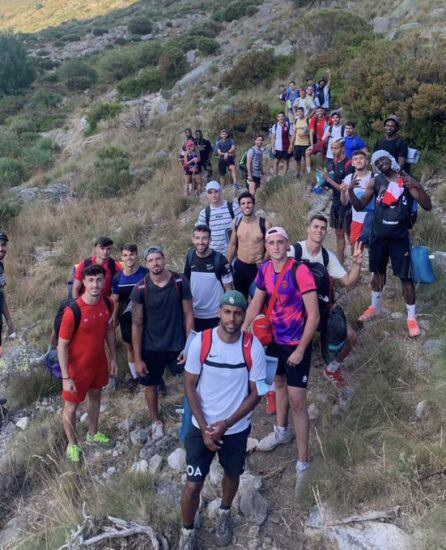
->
<box><xmin>86</xmin><ymin>431</ymin><xmax>112</xmax><ymax>448</ymax></box>
<box><xmin>151</xmin><ymin>420</ymin><xmax>164</xmax><ymax>441</ymax></box>
<box><xmin>266</xmin><ymin>391</ymin><xmax>276</xmax><ymax>415</ymax></box>
<box><xmin>295</xmin><ymin>463</ymin><xmax>310</xmax><ymax>497</ymax></box>
<box><xmin>257</xmin><ymin>425</ymin><xmax>293</xmax><ymax>452</ymax></box>
<box><xmin>66</xmin><ymin>444</ymin><xmax>82</xmax><ymax>463</ymax></box>
<box><xmin>407</xmin><ymin>318</ymin><xmax>421</xmax><ymax>338</ymax></box>
<box><xmin>215</xmin><ymin>508</ymin><xmax>233</xmax><ymax>547</ymax></box>
<box><xmin>324</xmin><ymin>367</ymin><xmax>348</xmax><ymax>389</ymax></box>
<box><xmin>358</xmin><ymin>305</ymin><xmax>380</xmax><ymax>323</ymax></box>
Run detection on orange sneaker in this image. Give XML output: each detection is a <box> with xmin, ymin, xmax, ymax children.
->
<box><xmin>407</xmin><ymin>318</ymin><xmax>421</xmax><ymax>338</ymax></box>
<box><xmin>324</xmin><ymin>368</ymin><xmax>349</xmax><ymax>389</ymax></box>
<box><xmin>358</xmin><ymin>306</ymin><xmax>380</xmax><ymax>323</ymax></box>
<box><xmin>266</xmin><ymin>391</ymin><xmax>276</xmax><ymax>415</ymax></box>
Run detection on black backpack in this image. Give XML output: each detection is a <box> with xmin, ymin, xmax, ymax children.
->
<box><xmin>54</xmin><ymin>296</ymin><xmax>112</xmax><ymax>339</ymax></box>
<box><xmin>290</xmin><ymin>243</ymin><xmax>332</xmax><ymax>324</ymax></box>
<box><xmin>184</xmin><ymin>249</ymin><xmax>227</xmax><ymax>287</ymax></box>
<box><xmin>204</xmin><ymin>201</ymin><xmax>235</xmax><ymax>227</ymax></box>
<box><xmin>235</xmin><ymin>216</ymin><xmax>267</xmax><ymax>238</ymax></box>
<box><xmin>66</xmin><ymin>258</ymin><xmax>118</xmax><ymax>299</ymax></box>
<box><xmin>372</xmin><ymin>173</ymin><xmax>414</xmax><ymax>239</ymax></box>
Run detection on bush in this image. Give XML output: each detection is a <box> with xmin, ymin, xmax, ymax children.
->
<box><xmin>211</xmin><ymin>101</ymin><xmax>272</xmax><ymax>139</ymax></box>
<box><xmin>63</xmin><ymin>33</ymin><xmax>81</xmax><ymax>43</ymax></box>
<box><xmin>136</xmin><ymin>40</ymin><xmax>162</xmax><ymax>67</ymax></box>
<box><xmin>188</xmin><ymin>21</ymin><xmax>223</xmax><ymax>38</ymax></box>
<box><xmin>438</xmin><ymin>184</ymin><xmax>446</xmax><ymax>207</ymax></box>
<box><xmin>0</xmin><ymin>95</ymin><xmax>25</xmax><ymax>124</ymax></box>
<box><xmin>213</xmin><ymin>0</ymin><xmax>260</xmax><ymax>22</ymax></box>
<box><xmin>0</xmin><ymin>158</ymin><xmax>26</xmax><ymax>187</ymax></box>
<box><xmin>0</xmin><ymin>196</ymin><xmax>21</xmax><ymax>223</ymax></box>
<box><xmin>86</xmin><ymin>102</ymin><xmax>122</xmax><ymax>134</ymax></box>
<box><xmin>0</xmin><ymin>128</ymin><xmax>21</xmax><ymax>158</ymax></box>
<box><xmin>59</xmin><ymin>58</ymin><xmax>97</xmax><ymax>90</ymax></box>
<box><xmin>83</xmin><ymin>146</ymin><xmax>133</xmax><ymax>198</ymax></box>
<box><xmin>96</xmin><ymin>47</ymin><xmax>137</xmax><ymax>82</ymax></box>
<box><xmin>26</xmin><ymin>89</ymin><xmax>62</xmax><ymax>111</ymax></box>
<box><xmin>128</xmin><ymin>16</ymin><xmax>153</xmax><ymax>35</ymax></box>
<box><xmin>22</xmin><ymin>138</ymin><xmax>59</xmax><ymax>171</ymax></box>
<box><xmin>158</xmin><ymin>44</ymin><xmax>187</xmax><ymax>81</ymax></box>
<box><xmin>92</xmin><ymin>27</ymin><xmax>107</xmax><ymax>36</ymax></box>
<box><xmin>117</xmin><ymin>67</ymin><xmax>163</xmax><ymax>98</ymax></box>
<box><xmin>0</xmin><ymin>34</ymin><xmax>36</xmax><ymax>94</ymax></box>
<box><xmin>187</xmin><ymin>36</ymin><xmax>220</xmax><ymax>55</ymax></box>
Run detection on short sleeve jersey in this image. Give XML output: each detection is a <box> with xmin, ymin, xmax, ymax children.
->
<box><xmin>343</xmin><ymin>172</ymin><xmax>374</xmax><ymax>224</ymax></box>
<box><xmin>374</xmin><ymin>137</ymin><xmax>410</xmax><ymax>172</ymax></box>
<box><xmin>74</xmin><ymin>257</ymin><xmax>122</xmax><ymax>298</ymax></box>
<box><xmin>296</xmin><ymin>241</ymin><xmax>347</xmax><ymax>280</ymax></box>
<box><xmin>345</xmin><ymin>135</ymin><xmax>367</xmax><ymax>159</ymax></box>
<box><xmin>216</xmin><ymin>138</ymin><xmax>236</xmax><ymax>155</ymax></box>
<box><xmin>183</xmin><ymin>250</ymin><xmax>233</xmax><ymax>320</ymax></box>
<box><xmin>198</xmin><ymin>202</ymin><xmax>241</xmax><ymax>256</ymax></box>
<box><xmin>130</xmin><ymin>273</ymin><xmax>192</xmax><ymax>352</ymax></box>
<box><xmin>255</xmin><ymin>260</ymin><xmax>316</xmax><ymax>345</ymax></box>
<box><xmin>112</xmin><ymin>266</ymin><xmax>148</xmax><ymax>316</ymax></box>
<box><xmin>309</xmin><ymin>116</ymin><xmax>329</xmax><ymax>141</ymax></box>
<box><xmin>185</xmin><ymin>329</ymin><xmax>266</xmax><ymax>435</ymax></box>
<box><xmin>59</xmin><ymin>297</ymin><xmax>113</xmax><ymax>375</ymax></box>
<box><xmin>293</xmin><ymin>118</ymin><xmax>310</xmax><ymax>146</ymax></box>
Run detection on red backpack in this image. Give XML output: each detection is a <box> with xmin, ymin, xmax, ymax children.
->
<box><xmin>200</xmin><ymin>328</ymin><xmax>253</xmax><ymax>371</ymax></box>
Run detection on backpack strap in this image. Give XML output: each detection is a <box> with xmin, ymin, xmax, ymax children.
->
<box><xmin>108</xmin><ymin>258</ymin><xmax>117</xmax><ymax>276</ymax></box>
<box><xmin>341</xmin><ymin>125</ymin><xmax>345</xmax><ymax>138</ymax></box>
<box><xmin>200</xmin><ymin>328</ymin><xmax>213</xmax><ymax>365</ymax></box>
<box><xmin>205</xmin><ymin>206</ymin><xmax>211</xmax><ymax>227</ymax></box>
<box><xmin>171</xmin><ymin>271</ymin><xmax>184</xmax><ymax>300</ymax></box>
<box><xmin>213</xmin><ymin>251</ymin><xmax>224</xmax><ymax>285</ymax></box>
<box><xmin>84</xmin><ymin>258</ymin><xmax>92</xmax><ymax>269</ymax></box>
<box><xmin>241</xmin><ymin>331</ymin><xmax>253</xmax><ymax>371</ymax></box>
<box><xmin>68</xmin><ymin>300</ymin><xmax>82</xmax><ymax>335</ymax></box>
<box><xmin>184</xmin><ymin>249</ymin><xmax>195</xmax><ymax>280</ymax></box>
<box><xmin>227</xmin><ymin>201</ymin><xmax>235</xmax><ymax>219</ymax></box>
<box><xmin>259</xmin><ymin>217</ymin><xmax>266</xmax><ymax>238</ymax></box>
<box><xmin>293</xmin><ymin>242</ymin><xmax>303</xmax><ymax>261</ymax></box>
<box><xmin>235</xmin><ymin>217</ymin><xmax>242</xmax><ymax>233</ymax></box>
<box><xmin>321</xmin><ymin>247</ymin><xmax>329</xmax><ymax>267</ymax></box>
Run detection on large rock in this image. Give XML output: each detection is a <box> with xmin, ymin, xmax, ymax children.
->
<box><xmin>149</xmin><ymin>454</ymin><xmax>163</xmax><ymax>474</ymax></box>
<box><xmin>167</xmin><ymin>448</ymin><xmax>186</xmax><ymax>472</ymax></box>
<box><xmin>0</xmin><ymin>517</ymin><xmax>28</xmax><ymax>549</ymax></box>
<box><xmin>433</xmin><ymin>251</ymin><xmax>446</xmax><ymax>271</ymax></box>
<box><xmin>239</xmin><ymin>487</ymin><xmax>268</xmax><ymax>525</ymax></box>
<box><xmin>15</xmin><ymin>417</ymin><xmax>29</xmax><ymax>430</ymax></box>
<box><xmin>130</xmin><ymin>427</ymin><xmax>149</xmax><ymax>446</ymax></box>
<box><xmin>130</xmin><ymin>459</ymin><xmax>149</xmax><ymax>474</ymax></box>
<box><xmin>10</xmin><ymin>186</ymin><xmax>39</xmax><ymax>203</ymax></box>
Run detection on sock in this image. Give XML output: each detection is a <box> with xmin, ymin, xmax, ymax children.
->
<box><xmin>296</xmin><ymin>460</ymin><xmax>310</xmax><ymax>472</ymax></box>
<box><xmin>326</xmin><ymin>359</ymin><xmax>341</xmax><ymax>373</ymax></box>
<box><xmin>276</xmin><ymin>425</ymin><xmax>289</xmax><ymax>435</ymax></box>
<box><xmin>220</xmin><ymin>504</ymin><xmax>230</xmax><ymax>511</ymax></box>
<box><xmin>371</xmin><ymin>291</ymin><xmax>382</xmax><ymax>311</ymax></box>
<box><xmin>306</xmin><ymin>165</ymin><xmax>311</xmax><ymax>174</ymax></box>
<box><xmin>406</xmin><ymin>303</ymin><xmax>416</xmax><ymax>321</ymax></box>
<box><xmin>183</xmin><ymin>524</ymin><xmax>194</xmax><ymax>531</ymax></box>
<box><xmin>128</xmin><ymin>362</ymin><xmax>138</xmax><ymax>379</ymax></box>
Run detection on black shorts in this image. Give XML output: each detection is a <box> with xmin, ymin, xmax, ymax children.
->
<box><xmin>330</xmin><ymin>202</ymin><xmax>352</xmax><ymax>234</ymax></box>
<box><xmin>369</xmin><ymin>233</ymin><xmax>411</xmax><ymax>280</ymax></box>
<box><xmin>233</xmin><ymin>259</ymin><xmax>258</xmax><ymax>299</ymax></box>
<box><xmin>184</xmin><ymin>165</ymin><xmax>201</xmax><ymax>176</ymax></box>
<box><xmin>247</xmin><ymin>175</ymin><xmax>261</xmax><ymax>189</ymax></box>
<box><xmin>218</xmin><ymin>157</ymin><xmax>235</xmax><ymax>176</ymax></box>
<box><xmin>185</xmin><ymin>425</ymin><xmax>251</xmax><ymax>483</ymax></box>
<box><xmin>293</xmin><ymin>145</ymin><xmax>308</xmax><ymax>161</ymax></box>
<box><xmin>139</xmin><ymin>349</ymin><xmax>183</xmax><ymax>386</ymax></box>
<box><xmin>194</xmin><ymin>317</ymin><xmax>219</xmax><ymax>332</ymax></box>
<box><xmin>266</xmin><ymin>342</ymin><xmax>312</xmax><ymax>388</ymax></box>
<box><xmin>201</xmin><ymin>161</ymin><xmax>212</xmax><ymax>176</ymax></box>
<box><xmin>274</xmin><ymin>150</ymin><xmax>291</xmax><ymax>161</ymax></box>
<box><xmin>119</xmin><ymin>312</ymin><xmax>132</xmax><ymax>344</ymax></box>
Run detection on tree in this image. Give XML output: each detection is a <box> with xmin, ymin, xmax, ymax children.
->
<box><xmin>0</xmin><ymin>34</ymin><xmax>35</xmax><ymax>95</ymax></box>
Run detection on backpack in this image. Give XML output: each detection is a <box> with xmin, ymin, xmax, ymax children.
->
<box><xmin>320</xmin><ymin>305</ymin><xmax>347</xmax><ymax>364</ymax></box>
<box><xmin>373</xmin><ymin>173</ymin><xmax>414</xmax><ymax>238</ymax></box>
<box><xmin>184</xmin><ymin>249</ymin><xmax>226</xmax><ymax>286</ymax></box>
<box><xmin>67</xmin><ymin>257</ymin><xmax>118</xmax><ymax>299</ymax></box>
<box><xmin>205</xmin><ymin>201</ymin><xmax>235</xmax><ymax>227</ymax></box>
<box><xmin>235</xmin><ymin>216</ymin><xmax>267</xmax><ymax>239</ymax></box>
<box><xmin>239</xmin><ymin>148</ymin><xmax>251</xmax><ymax>171</ymax></box>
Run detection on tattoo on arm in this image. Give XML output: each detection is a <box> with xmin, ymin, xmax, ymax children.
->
<box><xmin>132</xmin><ymin>302</ymin><xmax>144</xmax><ymax>327</ymax></box>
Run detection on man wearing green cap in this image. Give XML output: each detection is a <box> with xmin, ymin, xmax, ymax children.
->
<box><xmin>179</xmin><ymin>291</ymin><xmax>266</xmax><ymax>549</ymax></box>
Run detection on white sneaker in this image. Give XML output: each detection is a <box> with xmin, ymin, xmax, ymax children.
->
<box><xmin>179</xmin><ymin>527</ymin><xmax>196</xmax><ymax>550</ymax></box>
<box><xmin>151</xmin><ymin>420</ymin><xmax>164</xmax><ymax>441</ymax></box>
<box><xmin>295</xmin><ymin>462</ymin><xmax>310</xmax><ymax>496</ymax></box>
<box><xmin>257</xmin><ymin>425</ymin><xmax>294</xmax><ymax>452</ymax></box>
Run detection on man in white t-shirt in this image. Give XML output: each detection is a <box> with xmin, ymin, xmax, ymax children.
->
<box><xmin>197</xmin><ymin>181</ymin><xmax>241</xmax><ymax>256</ymax></box>
<box><xmin>324</xmin><ymin>112</ymin><xmax>345</xmax><ymax>172</ymax></box>
<box><xmin>288</xmin><ymin>214</ymin><xmax>363</xmax><ymax>390</ymax></box>
<box><xmin>180</xmin><ymin>291</ymin><xmax>266</xmax><ymax>550</ymax></box>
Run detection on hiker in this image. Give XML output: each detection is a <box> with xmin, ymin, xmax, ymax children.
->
<box><xmin>227</xmin><ymin>191</ymin><xmax>271</xmax><ymax>299</ymax></box>
<box><xmin>245</xmin><ymin>135</ymin><xmax>265</xmax><ymax>195</ymax></box>
<box><xmin>184</xmin><ymin>224</ymin><xmax>234</xmax><ymax>332</ymax></box>
<box><xmin>284</xmin><ymin>80</ymin><xmax>300</xmax><ymax>118</ymax></box>
<box><xmin>72</xmin><ymin>236</ymin><xmax>122</xmax><ymax>299</ymax></box>
<box><xmin>317</xmin><ymin>139</ymin><xmax>354</xmax><ymax>263</ymax></box>
<box><xmin>182</xmin><ymin>140</ymin><xmax>203</xmax><ymax>196</ymax></box>
<box><xmin>289</xmin><ymin>214</ymin><xmax>363</xmax><ymax>389</ymax></box>
<box><xmin>278</xmin><ymin>84</ymin><xmax>287</xmax><ymax>104</ymax></box>
<box><xmin>0</xmin><ymin>231</ymin><xmax>16</xmax><ymax>355</ymax></box>
<box><xmin>344</xmin><ymin>121</ymin><xmax>368</xmax><ymax>160</ymax></box>
<box><xmin>215</xmin><ymin>129</ymin><xmax>238</xmax><ymax>189</ymax></box>
<box><xmin>374</xmin><ymin>115</ymin><xmax>410</xmax><ymax>173</ymax></box>
<box><xmin>243</xmin><ymin>227</ymin><xmax>320</xmax><ymax>491</ymax></box>
<box><xmin>315</xmin><ymin>70</ymin><xmax>331</xmax><ymax>110</ymax></box>
<box><xmin>197</xmin><ymin>181</ymin><xmax>241</xmax><ymax>256</ymax></box>
<box><xmin>195</xmin><ymin>130</ymin><xmax>213</xmax><ymax>180</ymax></box>
<box><xmin>292</xmin><ymin>88</ymin><xmax>317</xmax><ymax>118</ymax></box>
<box><xmin>179</xmin><ymin>291</ymin><xmax>266</xmax><ymax>549</ymax></box>
<box><xmin>348</xmin><ymin>150</ymin><xmax>432</xmax><ymax>337</ymax></box>
<box><xmin>271</xmin><ymin>112</ymin><xmax>292</xmax><ymax>177</ymax></box>
<box><xmin>58</xmin><ymin>264</ymin><xmax>118</xmax><ymax>463</ymax></box>
<box><xmin>305</xmin><ymin>106</ymin><xmax>330</xmax><ymax>177</ymax></box>
<box><xmin>131</xmin><ymin>247</ymin><xmax>194</xmax><ymax>439</ymax></box>
<box><xmin>324</xmin><ymin>111</ymin><xmax>345</xmax><ymax>171</ymax></box>
<box><xmin>111</xmin><ymin>243</ymin><xmax>148</xmax><ymax>392</ymax></box>
<box><xmin>289</xmin><ymin>106</ymin><xmax>310</xmax><ymax>179</ymax></box>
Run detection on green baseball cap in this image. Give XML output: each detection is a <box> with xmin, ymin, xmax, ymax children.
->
<box><xmin>220</xmin><ymin>290</ymin><xmax>248</xmax><ymax>311</ymax></box>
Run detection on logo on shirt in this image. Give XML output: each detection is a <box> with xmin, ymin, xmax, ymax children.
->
<box><xmin>302</xmin><ymin>375</ymin><xmax>308</xmax><ymax>383</ymax></box>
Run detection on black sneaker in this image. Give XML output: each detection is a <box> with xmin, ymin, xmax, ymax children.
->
<box><xmin>215</xmin><ymin>508</ymin><xmax>233</xmax><ymax>546</ymax></box>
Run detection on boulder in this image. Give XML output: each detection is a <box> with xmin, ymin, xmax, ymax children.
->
<box><xmin>415</xmin><ymin>400</ymin><xmax>428</xmax><ymax>420</ymax></box>
<box><xmin>0</xmin><ymin>517</ymin><xmax>28</xmax><ymax>549</ymax></box>
<box><xmin>167</xmin><ymin>448</ymin><xmax>186</xmax><ymax>472</ymax></box>
<box><xmin>130</xmin><ymin>427</ymin><xmax>149</xmax><ymax>446</ymax></box>
<box><xmin>10</xmin><ymin>186</ymin><xmax>39</xmax><ymax>204</ymax></box>
<box><xmin>206</xmin><ymin>497</ymin><xmax>222</xmax><ymax>519</ymax></box>
<box><xmin>390</xmin><ymin>312</ymin><xmax>404</xmax><ymax>320</ymax></box>
<box><xmin>130</xmin><ymin>459</ymin><xmax>149</xmax><ymax>474</ymax></box>
<box><xmin>308</xmin><ymin>403</ymin><xmax>320</xmax><ymax>420</ymax></box>
<box><xmin>149</xmin><ymin>454</ymin><xmax>163</xmax><ymax>474</ymax></box>
<box><xmin>239</xmin><ymin>487</ymin><xmax>268</xmax><ymax>525</ymax></box>
<box><xmin>433</xmin><ymin>251</ymin><xmax>446</xmax><ymax>271</ymax></box>
<box><xmin>15</xmin><ymin>417</ymin><xmax>29</xmax><ymax>430</ymax></box>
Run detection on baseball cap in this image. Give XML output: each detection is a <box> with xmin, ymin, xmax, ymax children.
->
<box><xmin>144</xmin><ymin>246</ymin><xmax>164</xmax><ymax>260</ymax></box>
<box><xmin>206</xmin><ymin>181</ymin><xmax>221</xmax><ymax>192</ymax></box>
<box><xmin>94</xmin><ymin>236</ymin><xmax>113</xmax><ymax>247</ymax></box>
<box><xmin>0</xmin><ymin>231</ymin><xmax>9</xmax><ymax>243</ymax></box>
<box><xmin>265</xmin><ymin>227</ymin><xmax>289</xmax><ymax>242</ymax></box>
<box><xmin>220</xmin><ymin>290</ymin><xmax>248</xmax><ymax>311</ymax></box>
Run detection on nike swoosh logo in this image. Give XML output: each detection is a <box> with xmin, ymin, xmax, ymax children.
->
<box><xmin>209</xmin><ymin>354</ymin><xmax>218</xmax><ymax>358</ymax></box>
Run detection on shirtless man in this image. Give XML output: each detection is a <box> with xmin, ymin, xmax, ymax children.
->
<box><xmin>227</xmin><ymin>191</ymin><xmax>271</xmax><ymax>299</ymax></box>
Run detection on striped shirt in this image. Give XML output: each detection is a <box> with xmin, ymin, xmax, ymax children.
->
<box><xmin>198</xmin><ymin>202</ymin><xmax>241</xmax><ymax>256</ymax></box>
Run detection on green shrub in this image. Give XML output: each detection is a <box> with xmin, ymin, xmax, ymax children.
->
<box><xmin>26</xmin><ymin>89</ymin><xmax>62</xmax><ymax>110</ymax></box>
<box><xmin>37</xmin><ymin>58</ymin><xmax>60</xmax><ymax>70</ymax></box>
<box><xmin>128</xmin><ymin>16</ymin><xmax>153</xmax><ymax>35</ymax></box>
<box><xmin>117</xmin><ymin>67</ymin><xmax>163</xmax><ymax>98</ymax></box>
<box><xmin>97</xmin><ymin>47</ymin><xmax>137</xmax><ymax>82</ymax></box>
<box><xmin>0</xmin><ymin>34</ymin><xmax>36</xmax><ymax>94</ymax></box>
<box><xmin>158</xmin><ymin>44</ymin><xmax>187</xmax><ymax>81</ymax></box>
<box><xmin>213</xmin><ymin>0</ymin><xmax>260</xmax><ymax>22</ymax></box>
<box><xmin>63</xmin><ymin>33</ymin><xmax>82</xmax><ymax>43</ymax></box>
<box><xmin>0</xmin><ymin>128</ymin><xmax>21</xmax><ymax>158</ymax></box>
<box><xmin>92</xmin><ymin>27</ymin><xmax>107</xmax><ymax>37</ymax></box>
<box><xmin>59</xmin><ymin>58</ymin><xmax>97</xmax><ymax>90</ymax></box>
<box><xmin>438</xmin><ymin>184</ymin><xmax>446</xmax><ymax>207</ymax></box>
<box><xmin>86</xmin><ymin>102</ymin><xmax>122</xmax><ymax>134</ymax></box>
<box><xmin>188</xmin><ymin>21</ymin><xmax>223</xmax><ymax>38</ymax></box>
<box><xmin>188</xmin><ymin>36</ymin><xmax>220</xmax><ymax>55</ymax></box>
<box><xmin>0</xmin><ymin>158</ymin><xmax>26</xmax><ymax>187</ymax></box>
<box><xmin>0</xmin><ymin>196</ymin><xmax>21</xmax><ymax>223</ymax></box>
<box><xmin>22</xmin><ymin>138</ymin><xmax>59</xmax><ymax>171</ymax></box>
<box><xmin>0</xmin><ymin>95</ymin><xmax>25</xmax><ymax>124</ymax></box>
<box><xmin>136</xmin><ymin>40</ymin><xmax>162</xmax><ymax>67</ymax></box>
<box><xmin>83</xmin><ymin>146</ymin><xmax>133</xmax><ymax>198</ymax></box>
<box><xmin>211</xmin><ymin>101</ymin><xmax>272</xmax><ymax>139</ymax></box>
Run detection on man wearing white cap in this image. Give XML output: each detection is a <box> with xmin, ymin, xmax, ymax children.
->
<box><xmin>243</xmin><ymin>227</ymin><xmax>320</xmax><ymax>492</ymax></box>
<box><xmin>197</xmin><ymin>181</ymin><xmax>241</xmax><ymax>256</ymax></box>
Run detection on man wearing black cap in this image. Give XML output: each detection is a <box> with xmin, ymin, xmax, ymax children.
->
<box><xmin>0</xmin><ymin>232</ymin><xmax>15</xmax><ymax>350</ymax></box>
<box><xmin>72</xmin><ymin>236</ymin><xmax>122</xmax><ymax>298</ymax></box>
<box><xmin>374</xmin><ymin>115</ymin><xmax>410</xmax><ymax>173</ymax></box>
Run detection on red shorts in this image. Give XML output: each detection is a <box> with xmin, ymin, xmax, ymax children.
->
<box><xmin>310</xmin><ymin>141</ymin><xmax>326</xmax><ymax>155</ymax></box>
<box><xmin>350</xmin><ymin>220</ymin><xmax>364</xmax><ymax>245</ymax></box>
<box><xmin>62</xmin><ymin>364</ymin><xmax>109</xmax><ymax>403</ymax></box>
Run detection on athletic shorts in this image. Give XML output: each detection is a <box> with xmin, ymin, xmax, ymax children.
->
<box><xmin>194</xmin><ymin>317</ymin><xmax>219</xmax><ymax>332</ymax></box>
<box><xmin>310</xmin><ymin>141</ymin><xmax>326</xmax><ymax>156</ymax></box>
<box><xmin>369</xmin><ymin>233</ymin><xmax>411</xmax><ymax>280</ymax></box>
<box><xmin>350</xmin><ymin>220</ymin><xmax>364</xmax><ymax>245</ymax></box>
<box><xmin>265</xmin><ymin>342</ymin><xmax>312</xmax><ymax>388</ymax></box>
<box><xmin>293</xmin><ymin>145</ymin><xmax>308</xmax><ymax>161</ymax></box>
<box><xmin>185</xmin><ymin>425</ymin><xmax>251</xmax><ymax>483</ymax></box>
<box><xmin>184</xmin><ymin>165</ymin><xmax>201</xmax><ymax>176</ymax></box>
<box><xmin>119</xmin><ymin>312</ymin><xmax>132</xmax><ymax>344</ymax></box>
<box><xmin>274</xmin><ymin>150</ymin><xmax>291</xmax><ymax>161</ymax></box>
<box><xmin>218</xmin><ymin>157</ymin><xmax>235</xmax><ymax>176</ymax></box>
<box><xmin>330</xmin><ymin>202</ymin><xmax>352</xmax><ymax>234</ymax></box>
<box><xmin>139</xmin><ymin>349</ymin><xmax>183</xmax><ymax>386</ymax></box>
<box><xmin>233</xmin><ymin>259</ymin><xmax>258</xmax><ymax>299</ymax></box>
<box><xmin>62</xmin><ymin>364</ymin><xmax>109</xmax><ymax>403</ymax></box>
<box><xmin>247</xmin><ymin>175</ymin><xmax>261</xmax><ymax>189</ymax></box>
